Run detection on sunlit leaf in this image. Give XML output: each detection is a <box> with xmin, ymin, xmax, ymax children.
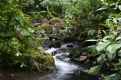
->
<box><xmin>96</xmin><ymin>42</ymin><xmax>111</xmax><ymax>52</ymax></box>
<box><xmin>103</xmin><ymin>36</ymin><xmax>111</xmax><ymax>42</ymax></box>
<box><xmin>106</xmin><ymin>44</ymin><xmax>121</xmax><ymax>60</ymax></box>
<box><xmin>96</xmin><ymin>7</ymin><xmax>108</xmax><ymax>12</ymax></box>
<box><xmin>119</xmin><ymin>5</ymin><xmax>121</xmax><ymax>11</ymax></box>
<box><xmin>115</xmin><ymin>36</ymin><xmax>121</xmax><ymax>41</ymax></box>
<box><xmin>16</xmin><ymin>51</ymin><xmax>22</xmax><ymax>57</ymax></box>
<box><xmin>113</xmin><ymin>18</ymin><xmax>118</xmax><ymax>24</ymax></box>
<box><xmin>89</xmin><ymin>65</ymin><xmax>102</xmax><ymax>75</ymax></box>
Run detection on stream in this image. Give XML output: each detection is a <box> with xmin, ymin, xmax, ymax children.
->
<box><xmin>0</xmin><ymin>43</ymin><xmax>98</xmax><ymax>80</ymax></box>
<box><xmin>40</xmin><ymin>43</ymin><xmax>81</xmax><ymax>80</ymax></box>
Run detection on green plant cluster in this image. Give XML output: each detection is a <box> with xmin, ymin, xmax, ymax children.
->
<box><xmin>0</xmin><ymin>0</ymin><xmax>44</xmax><ymax>69</ymax></box>
<box><xmin>88</xmin><ymin>0</ymin><xmax>121</xmax><ymax>79</ymax></box>
<box><xmin>34</xmin><ymin>0</ymin><xmax>105</xmax><ymax>42</ymax></box>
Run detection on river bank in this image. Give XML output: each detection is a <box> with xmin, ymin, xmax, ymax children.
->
<box><xmin>0</xmin><ymin>42</ymin><xmax>99</xmax><ymax>80</ymax></box>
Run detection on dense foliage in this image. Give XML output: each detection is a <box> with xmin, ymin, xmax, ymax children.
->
<box><xmin>0</xmin><ymin>0</ymin><xmax>54</xmax><ymax>71</ymax></box>
<box><xmin>1</xmin><ymin>0</ymin><xmax>121</xmax><ymax>80</ymax></box>
<box><xmin>88</xmin><ymin>0</ymin><xmax>121</xmax><ymax>79</ymax></box>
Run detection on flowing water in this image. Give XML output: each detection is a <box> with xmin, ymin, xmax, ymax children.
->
<box><xmin>39</xmin><ymin>43</ymin><xmax>81</xmax><ymax>80</ymax></box>
<box><xmin>0</xmin><ymin>43</ymin><xmax>98</xmax><ymax>80</ymax></box>
<box><xmin>39</xmin><ymin>43</ymin><xmax>98</xmax><ymax>80</ymax></box>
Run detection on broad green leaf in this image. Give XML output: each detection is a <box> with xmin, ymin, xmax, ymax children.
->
<box><xmin>107</xmin><ymin>44</ymin><xmax>121</xmax><ymax>54</ymax></box>
<box><xmin>103</xmin><ymin>36</ymin><xmax>111</xmax><ymax>42</ymax></box>
<box><xmin>106</xmin><ymin>44</ymin><xmax>121</xmax><ymax>60</ymax></box>
<box><xmin>115</xmin><ymin>36</ymin><xmax>121</xmax><ymax>41</ymax></box>
<box><xmin>89</xmin><ymin>65</ymin><xmax>102</xmax><ymax>75</ymax></box>
<box><xmin>119</xmin><ymin>5</ymin><xmax>121</xmax><ymax>11</ymax></box>
<box><xmin>86</xmin><ymin>45</ymin><xmax>97</xmax><ymax>53</ymax></box>
<box><xmin>97</xmin><ymin>54</ymin><xmax>106</xmax><ymax>64</ymax></box>
<box><xmin>113</xmin><ymin>18</ymin><xmax>118</xmax><ymax>24</ymax></box>
<box><xmin>96</xmin><ymin>42</ymin><xmax>111</xmax><ymax>52</ymax></box>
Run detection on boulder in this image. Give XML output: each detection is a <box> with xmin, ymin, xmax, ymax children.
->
<box><xmin>31</xmin><ymin>50</ymin><xmax>55</xmax><ymax>72</ymax></box>
<box><xmin>68</xmin><ymin>48</ymin><xmax>82</xmax><ymax>58</ymax></box>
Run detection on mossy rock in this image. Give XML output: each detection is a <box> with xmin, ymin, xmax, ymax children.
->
<box><xmin>48</xmin><ymin>40</ymin><xmax>61</xmax><ymax>48</ymax></box>
<box><xmin>49</xmin><ymin>17</ymin><xmax>64</xmax><ymax>28</ymax></box>
<box><xmin>68</xmin><ymin>48</ymin><xmax>82</xmax><ymax>58</ymax></box>
<box><xmin>31</xmin><ymin>49</ymin><xmax>55</xmax><ymax>72</ymax></box>
<box><xmin>0</xmin><ymin>49</ymin><xmax>55</xmax><ymax>72</ymax></box>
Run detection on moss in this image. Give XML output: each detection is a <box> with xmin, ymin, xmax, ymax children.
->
<box><xmin>42</xmin><ymin>54</ymin><xmax>55</xmax><ymax>70</ymax></box>
<box><xmin>49</xmin><ymin>17</ymin><xmax>64</xmax><ymax>28</ymax></box>
<box><xmin>0</xmin><ymin>48</ymin><xmax>55</xmax><ymax>72</ymax></box>
<box><xmin>31</xmin><ymin>49</ymin><xmax>55</xmax><ymax>72</ymax></box>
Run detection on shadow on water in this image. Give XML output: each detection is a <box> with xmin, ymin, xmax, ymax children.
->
<box><xmin>0</xmin><ymin>68</ymin><xmax>44</xmax><ymax>80</ymax></box>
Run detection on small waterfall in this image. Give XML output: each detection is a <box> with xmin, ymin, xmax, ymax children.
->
<box><xmin>39</xmin><ymin>43</ymin><xmax>80</xmax><ymax>80</ymax></box>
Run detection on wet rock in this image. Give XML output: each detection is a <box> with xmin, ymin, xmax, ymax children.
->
<box><xmin>66</xmin><ymin>44</ymin><xmax>74</xmax><ymax>48</ymax></box>
<box><xmin>52</xmin><ymin>51</ymin><xmax>58</xmax><ymax>56</ymax></box>
<box><xmin>56</xmin><ymin>54</ymin><xmax>68</xmax><ymax>60</ymax></box>
<box><xmin>79</xmin><ymin>55</ymin><xmax>88</xmax><ymax>61</ymax></box>
<box><xmin>72</xmin><ymin>55</ymin><xmax>87</xmax><ymax>62</ymax></box>
<box><xmin>69</xmin><ymin>47</ymin><xmax>96</xmax><ymax>63</ymax></box>
<box><xmin>31</xmin><ymin>49</ymin><xmax>55</xmax><ymax>72</ymax></box>
<box><xmin>59</xmin><ymin>47</ymin><xmax>67</xmax><ymax>51</ymax></box>
<box><xmin>49</xmin><ymin>41</ymin><xmax>61</xmax><ymax>48</ymax></box>
<box><xmin>49</xmin><ymin>17</ymin><xmax>64</xmax><ymax>28</ymax></box>
<box><xmin>68</xmin><ymin>48</ymin><xmax>82</xmax><ymax>58</ymax></box>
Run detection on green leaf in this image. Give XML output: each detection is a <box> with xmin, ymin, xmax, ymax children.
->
<box><xmin>87</xmin><ymin>45</ymin><xmax>97</xmax><ymax>53</ymax></box>
<box><xmin>89</xmin><ymin>65</ymin><xmax>102</xmax><ymax>75</ymax></box>
<box><xmin>96</xmin><ymin>42</ymin><xmax>111</xmax><ymax>52</ymax></box>
<box><xmin>88</xmin><ymin>30</ymin><xmax>96</xmax><ymax>36</ymax></box>
<box><xmin>107</xmin><ymin>44</ymin><xmax>121</xmax><ymax>54</ymax></box>
<box><xmin>106</xmin><ymin>44</ymin><xmax>121</xmax><ymax>60</ymax></box>
<box><xmin>97</xmin><ymin>54</ymin><xmax>106</xmax><ymax>64</ymax></box>
<box><xmin>16</xmin><ymin>51</ymin><xmax>22</xmax><ymax>57</ymax></box>
<box><xmin>111</xmin><ymin>14</ymin><xmax>121</xmax><ymax>17</ymax></box>
<box><xmin>118</xmin><ymin>5</ymin><xmax>121</xmax><ymax>11</ymax></box>
<box><xmin>103</xmin><ymin>36</ymin><xmax>111</xmax><ymax>42</ymax></box>
<box><xmin>115</xmin><ymin>36</ymin><xmax>121</xmax><ymax>41</ymax></box>
<box><xmin>20</xmin><ymin>62</ymin><xmax>27</xmax><ymax>68</ymax></box>
<box><xmin>96</xmin><ymin>7</ymin><xmax>108</xmax><ymax>12</ymax></box>
<box><xmin>113</xmin><ymin>18</ymin><xmax>118</xmax><ymax>24</ymax></box>
<box><xmin>0</xmin><ymin>43</ymin><xmax>4</xmax><ymax>49</ymax></box>
<box><xmin>104</xmin><ymin>74</ymin><xmax>119</xmax><ymax>80</ymax></box>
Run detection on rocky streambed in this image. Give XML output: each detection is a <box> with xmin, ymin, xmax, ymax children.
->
<box><xmin>0</xmin><ymin>43</ymin><xmax>99</xmax><ymax>80</ymax></box>
<box><xmin>39</xmin><ymin>43</ymin><xmax>98</xmax><ymax>80</ymax></box>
